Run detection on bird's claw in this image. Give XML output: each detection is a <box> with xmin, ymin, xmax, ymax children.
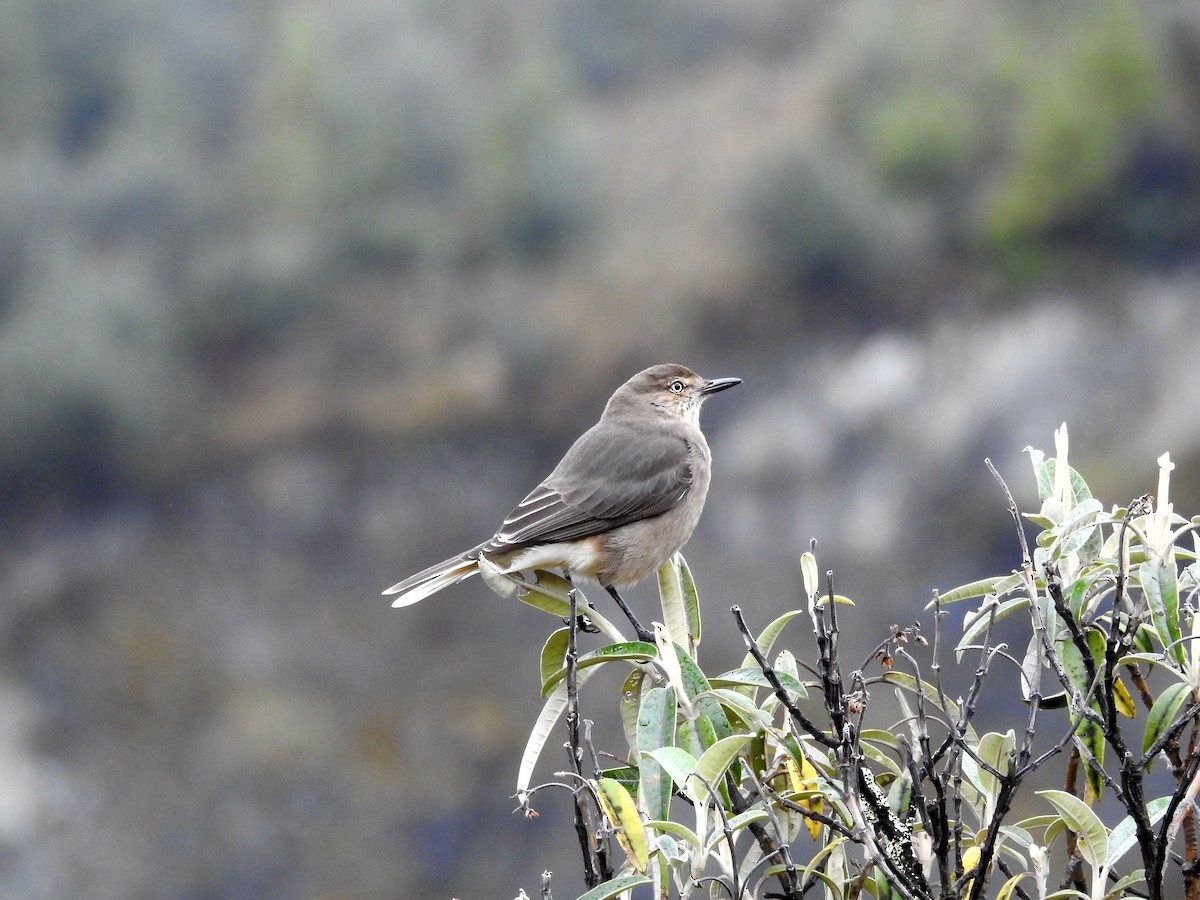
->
<box><xmin>565</xmin><ymin>614</ymin><xmax>601</xmax><ymax>634</ymax></box>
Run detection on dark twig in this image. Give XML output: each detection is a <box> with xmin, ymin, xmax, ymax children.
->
<box><xmin>565</xmin><ymin>588</ymin><xmax>610</xmax><ymax>887</ymax></box>
<box><xmin>731</xmin><ymin>605</ymin><xmax>837</xmax><ymax>749</ymax></box>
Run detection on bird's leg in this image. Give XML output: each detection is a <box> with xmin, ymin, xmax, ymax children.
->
<box><xmin>604</xmin><ymin>585</ymin><xmax>654</xmax><ymax>643</ymax></box>
<box><xmin>561</xmin><ymin>570</ymin><xmax>599</xmax><ymax>634</ymax></box>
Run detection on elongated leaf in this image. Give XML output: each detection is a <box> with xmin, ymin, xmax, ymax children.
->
<box><xmin>541</xmin><ymin>641</ymin><xmax>658</xmax><ymax>695</ymax></box>
<box><xmin>1038</xmin><ymin>789</ymin><xmax>1107</xmax><ymax>870</ymax></box>
<box><xmin>645</xmin><ymin>747</ymin><xmax>699</xmax><ymax>801</ymax></box>
<box><xmin>674</xmin><ymin>645</ymin><xmax>733</xmax><ymax>743</ymax></box>
<box><xmin>539</xmin><ymin>628</ymin><xmax>570</xmax><ymax>689</ymax></box>
<box><xmin>637</xmin><ymin>686</ymin><xmax>676</xmax><ymax>822</ymax></box>
<box><xmin>702</xmin><ymin>688</ymin><xmax>774</xmax><ymax>733</ymax></box>
<box><xmin>1056</xmin><ymin>499</ymin><xmax>1104</xmax><ymax>561</ymax></box>
<box><xmin>1077</xmin><ymin>717</ymin><xmax>1105</xmax><ymax>803</ymax></box>
<box><xmin>692</xmin><ymin>735</ymin><xmax>753</xmax><ymax>805</ymax></box>
<box><xmin>677</xmin><ymin>554</ymin><xmax>702</xmax><ymax>648</ymax></box>
<box><xmin>1103</xmin><ymin>870</ymin><xmax>1147</xmax><ymax>899</ymax></box>
<box><xmin>1113</xmin><ymin>676</ymin><xmax>1136</xmax><ymax>718</ymax></box>
<box><xmin>576</xmin><ymin>874</ymin><xmax>652</xmax><ymax>900</ymax></box>
<box><xmin>517</xmin><ymin>668</ymin><xmax>598</xmax><ymax>796</ymax></box>
<box><xmin>880</xmin><ymin>671</ymin><xmax>977</xmax><ymax>743</ymax></box>
<box><xmin>645</xmin><ymin>818</ymin><xmax>701</xmax><ymax>849</ymax></box>
<box><xmin>957</xmin><ymin>596</ymin><xmax>1029</xmax><ymax>658</ymax></box>
<box><xmin>738</xmin><ymin>610</ymin><xmax>805</xmax><ymax>674</ymax></box>
<box><xmin>1142</xmin><ymin>560</ymin><xmax>1186</xmax><ymax>666</ymax></box>
<box><xmin>657</xmin><ymin>557</ymin><xmax>688</xmax><ymax>651</ymax></box>
<box><xmin>596</xmin><ymin>777</ymin><xmax>650</xmax><ymax>873</ymax></box>
<box><xmin>1142</xmin><ymin>681</ymin><xmax>1194</xmax><ymax>764</ymax></box>
<box><xmin>1106</xmin><ymin>796</ymin><xmax>1170</xmax><ymax>867</ymax></box>
<box><xmin>975</xmin><ymin>731</ymin><xmax>1015</xmax><ymax>821</ymax></box>
<box><xmin>619</xmin><ymin>669</ymin><xmax>645</xmax><ymax>754</ymax></box>
<box><xmin>935</xmin><ymin>573</ymin><xmax>1022</xmax><ymax>606</ymax></box>
<box><xmin>512</xmin><ymin>567</ymin><xmax>572</xmax><ymax>612</ymax></box>
<box><xmin>477</xmin><ymin>552</ymin><xmax>520</xmax><ymax>598</ymax></box>
<box><xmin>1059</xmin><ymin>637</ymin><xmax>1093</xmax><ymax>702</ymax></box>
<box><xmin>860</xmin><ymin>728</ymin><xmax>902</xmax><ymax>752</ymax></box>
<box><xmin>712</xmin><ymin>667</ymin><xmax>807</xmax><ymax>698</ymax></box>
<box><xmin>800</xmin><ymin>551</ymin><xmax>818</xmax><ymax>602</ymax></box>
<box><xmin>995</xmin><ymin>872</ymin><xmax>1031</xmax><ymax>900</ymax></box>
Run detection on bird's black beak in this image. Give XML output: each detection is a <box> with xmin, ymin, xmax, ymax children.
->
<box><xmin>700</xmin><ymin>376</ymin><xmax>741</xmax><ymax>395</ymax></box>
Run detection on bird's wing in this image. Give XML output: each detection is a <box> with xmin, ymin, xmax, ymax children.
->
<box><xmin>490</xmin><ymin>423</ymin><xmax>693</xmax><ymax>549</ymax></box>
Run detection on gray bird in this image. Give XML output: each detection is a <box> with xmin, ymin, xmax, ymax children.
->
<box><xmin>383</xmin><ymin>363</ymin><xmax>741</xmax><ymax>640</ymax></box>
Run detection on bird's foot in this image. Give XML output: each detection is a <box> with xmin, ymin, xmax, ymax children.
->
<box><xmin>567</xmin><ymin>614</ymin><xmax>601</xmax><ymax>634</ymax></box>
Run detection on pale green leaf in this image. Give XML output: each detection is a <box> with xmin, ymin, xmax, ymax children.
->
<box><xmin>517</xmin><ymin>668</ymin><xmax>598</xmax><ymax>795</ymax></box>
<box><xmin>692</xmin><ymin>734</ymin><xmax>753</xmax><ymax>804</ymax></box>
<box><xmin>1038</xmin><ymin>789</ymin><xmax>1108</xmax><ymax>870</ymax></box>
<box><xmin>576</xmin><ymin>874</ymin><xmax>652</xmax><ymax>900</ymax></box>
<box><xmin>644</xmin><ymin>747</ymin><xmax>699</xmax><ymax>800</ymax></box>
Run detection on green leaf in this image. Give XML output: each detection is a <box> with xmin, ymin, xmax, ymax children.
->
<box><xmin>674</xmin><ymin>645</ymin><xmax>733</xmax><ymax>743</ymax></box>
<box><xmin>677</xmin><ymin>554</ymin><xmax>702</xmax><ymax>648</ymax></box>
<box><xmin>539</xmin><ymin>627</ymin><xmax>569</xmax><ymax>689</ymax></box>
<box><xmin>737</xmin><ymin>610</ymin><xmax>804</xmax><ymax>674</ymax></box>
<box><xmin>576</xmin><ymin>874</ymin><xmax>652</xmax><ymax>900</ymax></box>
<box><xmin>702</xmin><ymin>688</ymin><xmax>774</xmax><ymax>733</ymax></box>
<box><xmin>976</xmin><ymin>730</ymin><xmax>1015</xmax><ymax>818</ymax></box>
<box><xmin>541</xmin><ymin>641</ymin><xmax>658</xmax><ymax>695</ymax></box>
<box><xmin>596</xmin><ymin>777</ymin><xmax>650</xmax><ymax>873</ymax></box>
<box><xmin>637</xmin><ymin>686</ymin><xmax>676</xmax><ymax>822</ymax></box>
<box><xmin>645</xmin><ymin>819</ymin><xmax>701</xmax><ymax>848</ymax></box>
<box><xmin>957</xmin><ymin>596</ymin><xmax>1029</xmax><ymax>659</ymax></box>
<box><xmin>679</xmin><ymin>713</ymin><xmax>719</xmax><ymax>758</ymax></box>
<box><xmin>934</xmin><ymin>573</ymin><xmax>1023</xmax><ymax>606</ymax></box>
<box><xmin>600</xmin><ymin>766</ymin><xmax>639</xmax><ymax>792</ymax></box>
<box><xmin>1059</xmin><ymin>637</ymin><xmax>1092</xmax><ymax>700</ymax></box>
<box><xmin>1076</xmin><ymin>716</ymin><xmax>1105</xmax><ymax>803</ymax></box>
<box><xmin>887</xmin><ymin>770</ymin><xmax>913</xmax><ymax>820</ymax></box>
<box><xmin>513</xmin><ymin>568</ymin><xmax>573</xmax><ymax>614</ymax></box>
<box><xmin>1103</xmin><ymin>870</ymin><xmax>1147</xmax><ymax>899</ymax></box>
<box><xmin>1141</xmin><ymin>560</ymin><xmax>1186</xmax><ymax>666</ymax></box>
<box><xmin>644</xmin><ymin>747</ymin><xmax>699</xmax><ymax>801</ymax></box>
<box><xmin>657</xmin><ymin>556</ymin><xmax>688</xmax><ymax>650</ymax></box>
<box><xmin>711</xmin><ymin>666</ymin><xmax>807</xmax><ymax>699</ymax></box>
<box><xmin>1038</xmin><ymin>789</ymin><xmax>1108</xmax><ymax>870</ymax></box>
<box><xmin>859</xmin><ymin>729</ymin><xmax>903</xmax><ymax>753</ymax></box>
<box><xmin>692</xmin><ymin>735</ymin><xmax>753</xmax><ymax>805</ymax></box>
<box><xmin>1142</xmin><ymin>681</ymin><xmax>1194</xmax><ymax>764</ymax></box>
<box><xmin>619</xmin><ymin>669</ymin><xmax>645</xmax><ymax>754</ymax></box>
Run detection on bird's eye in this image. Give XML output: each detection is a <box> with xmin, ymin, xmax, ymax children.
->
<box><xmin>669</xmin><ymin>380</ymin><xmax>685</xmax><ymax>394</ymax></box>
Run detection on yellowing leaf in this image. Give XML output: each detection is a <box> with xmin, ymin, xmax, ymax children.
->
<box><xmin>595</xmin><ymin>778</ymin><xmax>650</xmax><ymax>873</ymax></box>
<box><xmin>962</xmin><ymin>845</ymin><xmax>982</xmax><ymax>897</ymax></box>
<box><xmin>784</xmin><ymin>754</ymin><xmax>824</xmax><ymax>839</ymax></box>
<box><xmin>1113</xmin><ymin>677</ymin><xmax>1136</xmax><ymax>718</ymax></box>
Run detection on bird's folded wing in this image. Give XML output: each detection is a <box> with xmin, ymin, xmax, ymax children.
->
<box><xmin>491</xmin><ymin>425</ymin><xmax>693</xmax><ymax>549</ymax></box>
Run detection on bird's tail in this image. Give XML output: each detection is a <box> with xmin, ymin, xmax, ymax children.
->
<box><xmin>383</xmin><ymin>551</ymin><xmax>480</xmax><ymax>607</ymax></box>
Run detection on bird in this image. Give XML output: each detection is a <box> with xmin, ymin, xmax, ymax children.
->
<box><xmin>383</xmin><ymin>363</ymin><xmax>741</xmax><ymax>640</ymax></box>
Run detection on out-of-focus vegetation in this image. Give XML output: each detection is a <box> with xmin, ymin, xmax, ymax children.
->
<box><xmin>2</xmin><ymin>0</ymin><xmax>1199</xmax><ymax>897</ymax></box>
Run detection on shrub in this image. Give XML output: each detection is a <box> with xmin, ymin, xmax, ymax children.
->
<box><xmin>500</xmin><ymin>425</ymin><xmax>1200</xmax><ymax>899</ymax></box>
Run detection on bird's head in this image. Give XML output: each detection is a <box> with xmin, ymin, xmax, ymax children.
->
<box><xmin>606</xmin><ymin>364</ymin><xmax>741</xmax><ymax>426</ymax></box>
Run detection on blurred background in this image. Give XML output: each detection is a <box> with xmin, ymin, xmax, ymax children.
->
<box><xmin>3</xmin><ymin>0</ymin><xmax>1200</xmax><ymax>896</ymax></box>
